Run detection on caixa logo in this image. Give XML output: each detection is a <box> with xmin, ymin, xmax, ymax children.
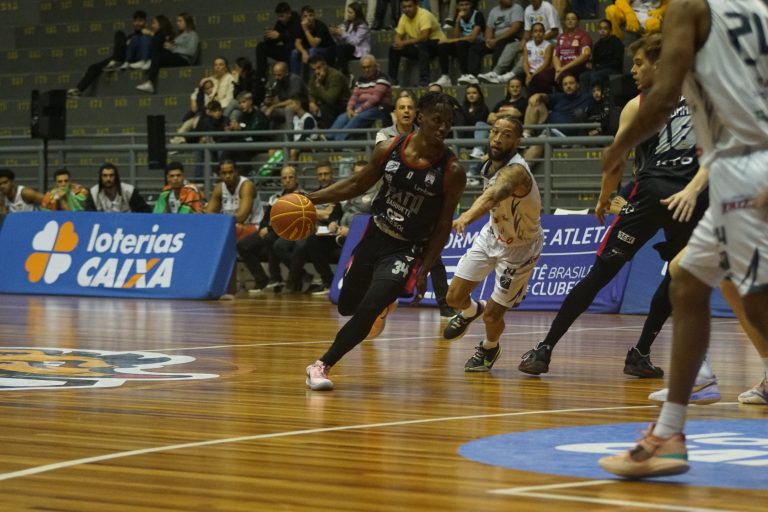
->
<box><xmin>77</xmin><ymin>224</ymin><xmax>185</xmax><ymax>289</ymax></box>
<box><xmin>26</xmin><ymin>221</ymin><xmax>186</xmax><ymax>289</ymax></box>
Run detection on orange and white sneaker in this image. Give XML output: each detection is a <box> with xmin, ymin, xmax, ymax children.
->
<box><xmin>305</xmin><ymin>361</ymin><xmax>334</xmax><ymax>391</ymax></box>
<box><xmin>599</xmin><ymin>424</ymin><xmax>689</xmax><ymax>478</ymax></box>
<box><xmin>367</xmin><ymin>301</ymin><xmax>397</xmax><ymax>339</ymax></box>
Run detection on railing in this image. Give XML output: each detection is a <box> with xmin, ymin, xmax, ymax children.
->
<box><xmin>0</xmin><ymin>124</ymin><xmax>623</xmax><ymax>213</ymax></box>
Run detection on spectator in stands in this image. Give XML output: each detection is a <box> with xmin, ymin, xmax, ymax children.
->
<box><xmin>376</xmin><ymin>90</ymin><xmax>416</xmax><ymax>144</ymax></box>
<box><xmin>84</xmin><ymin>163</ymin><xmax>151</xmax><ymax>212</ymax></box>
<box><xmin>239</xmin><ymin>165</ymin><xmax>301</xmax><ymax>294</ymax></box>
<box><xmin>41</xmin><ymin>169</ymin><xmax>89</xmax><ymax>211</ymax></box>
<box><xmin>301</xmin><ymin>162</ymin><xmax>344</xmax><ymax>295</ymax></box>
<box><xmin>0</xmin><ymin>168</ymin><xmax>43</xmax><ymax>213</ymax></box>
<box><xmin>291</xmin><ymin>6</ymin><xmax>336</xmax><ymax>80</ymax></box>
<box><xmin>67</xmin><ymin>10</ymin><xmax>152</xmax><ymax>97</ymax></box>
<box><xmin>255</xmin><ymin>2</ymin><xmax>302</xmax><ymax>104</ymax></box>
<box><xmin>262</xmin><ymin>61</ymin><xmax>306</xmax><ymax>130</ymax></box>
<box><xmin>522</xmin><ymin>22</ymin><xmax>554</xmax><ymax>94</ymax></box>
<box><xmin>205</xmin><ymin>160</ymin><xmax>263</xmax><ymax>240</ymax></box>
<box><xmin>388</xmin><ymin>0</ymin><xmax>445</xmax><ymax>86</ymax></box>
<box><xmin>488</xmin><ymin>77</ymin><xmax>527</xmax><ymax>124</ymax></box>
<box><xmin>578</xmin><ymin>19</ymin><xmax>625</xmax><ymax>92</ymax></box>
<box><xmin>605</xmin><ymin>0</ymin><xmax>667</xmax><ymax>41</ymax></box>
<box><xmin>552</xmin><ymin>11</ymin><xmax>592</xmax><ymax>85</ymax></box>
<box><xmin>522</xmin><ymin>73</ymin><xmax>596</xmax><ymax>162</ymax></box>
<box><xmin>199</xmin><ymin>57</ymin><xmax>237</xmax><ymax>120</ymax></box>
<box><xmin>222</xmin><ymin>92</ymin><xmax>269</xmax><ymax>168</ymax></box>
<box><xmin>456</xmin><ymin>84</ymin><xmax>490</xmax><ymax>153</ymax></box>
<box><xmin>522</xmin><ymin>0</ymin><xmax>561</xmax><ymax>43</ymax></box>
<box><xmin>331</xmin><ymin>2</ymin><xmax>371</xmax><ymax>76</ymax></box>
<box><xmin>371</xmin><ymin>0</ymin><xmax>400</xmax><ymax>30</ymax></box>
<box><xmin>153</xmin><ymin>162</ymin><xmax>203</xmax><ymax>213</ymax></box>
<box><xmin>287</xmin><ymin>93</ymin><xmax>322</xmax><ymax>161</ymax></box>
<box><xmin>229</xmin><ymin>57</ymin><xmax>259</xmax><ymax>121</ymax></box>
<box><xmin>183</xmin><ymin>78</ymin><xmax>215</xmax><ymax>122</ymax></box>
<box><xmin>137</xmin><ymin>12</ymin><xmax>200</xmax><ymax>93</ymax></box>
<box><xmin>308</xmin><ymin>55</ymin><xmax>351</xmax><ymax>129</ymax></box>
<box><xmin>327</xmin><ymin>55</ymin><xmax>393</xmax><ymax>141</ymax></box>
<box><xmin>477</xmin><ymin>0</ymin><xmax>524</xmax><ymax>85</ymax></box>
<box><xmin>585</xmin><ymin>83</ymin><xmax>606</xmax><ymax>136</ymax></box>
<box><xmin>434</xmin><ymin>0</ymin><xmax>486</xmax><ymax>87</ymax></box>
<box><xmin>540</xmin><ymin>74</ymin><xmax>596</xmax><ymax>131</ymax></box>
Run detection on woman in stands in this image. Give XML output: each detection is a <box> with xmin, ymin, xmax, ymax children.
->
<box><xmin>457</xmin><ymin>84</ymin><xmax>489</xmax><ymax>159</ymax></box>
<box><xmin>227</xmin><ymin>57</ymin><xmax>258</xmax><ymax>122</ymax></box>
<box><xmin>331</xmin><ymin>1</ymin><xmax>371</xmax><ymax>77</ymax></box>
<box><xmin>137</xmin><ymin>12</ymin><xmax>200</xmax><ymax>94</ymax></box>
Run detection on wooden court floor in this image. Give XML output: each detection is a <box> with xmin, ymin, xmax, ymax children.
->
<box><xmin>0</xmin><ymin>292</ymin><xmax>765</xmax><ymax>511</ymax></box>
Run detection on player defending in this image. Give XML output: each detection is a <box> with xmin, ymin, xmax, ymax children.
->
<box><xmin>442</xmin><ymin>115</ymin><xmax>543</xmax><ymax>372</ymax></box>
<box><xmin>518</xmin><ymin>34</ymin><xmax>709</xmax><ymax>378</ymax></box>
<box><xmin>304</xmin><ymin>92</ymin><xmax>466</xmax><ymax>390</ymax></box>
<box><xmin>599</xmin><ymin>0</ymin><xmax>768</xmax><ymax>478</ymax></box>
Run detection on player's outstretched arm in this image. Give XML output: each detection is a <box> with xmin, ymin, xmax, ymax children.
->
<box><xmin>453</xmin><ymin>164</ymin><xmax>532</xmax><ymax>235</ymax></box>
<box><xmin>308</xmin><ymin>142</ymin><xmax>388</xmax><ymax>205</ymax></box>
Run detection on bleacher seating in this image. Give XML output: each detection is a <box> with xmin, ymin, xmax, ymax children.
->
<box><xmin>0</xmin><ymin>0</ymin><xmax>625</xmax><ymax>210</ymax></box>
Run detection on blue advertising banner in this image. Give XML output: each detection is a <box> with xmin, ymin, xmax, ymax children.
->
<box><xmin>619</xmin><ymin>231</ymin><xmax>734</xmax><ymax>317</ymax></box>
<box><xmin>330</xmin><ymin>214</ymin><xmax>630</xmax><ymax>313</ymax></box>
<box><xmin>0</xmin><ymin>212</ymin><xmax>235</xmax><ymax>299</ymax></box>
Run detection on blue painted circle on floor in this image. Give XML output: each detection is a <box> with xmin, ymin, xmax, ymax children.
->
<box><xmin>458</xmin><ymin>419</ymin><xmax>768</xmax><ymax>489</ymax></box>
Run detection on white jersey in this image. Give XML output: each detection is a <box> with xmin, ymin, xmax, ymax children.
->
<box><xmin>221</xmin><ymin>176</ymin><xmax>263</xmax><ymax>225</ymax></box>
<box><xmin>6</xmin><ymin>186</ymin><xmax>37</xmax><ymax>212</ymax></box>
<box><xmin>481</xmin><ymin>153</ymin><xmax>542</xmax><ymax>245</ymax></box>
<box><xmin>90</xmin><ymin>183</ymin><xmax>133</xmax><ymax>212</ymax></box>
<box><xmin>682</xmin><ymin>0</ymin><xmax>768</xmax><ymax>167</ymax></box>
<box><xmin>525</xmin><ymin>39</ymin><xmax>551</xmax><ymax>74</ymax></box>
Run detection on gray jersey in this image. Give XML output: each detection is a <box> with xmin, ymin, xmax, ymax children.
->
<box><xmin>682</xmin><ymin>0</ymin><xmax>768</xmax><ymax>167</ymax></box>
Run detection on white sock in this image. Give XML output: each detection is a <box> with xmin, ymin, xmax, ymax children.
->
<box><xmin>462</xmin><ymin>299</ymin><xmax>478</xmax><ymax>319</ymax></box>
<box><xmin>482</xmin><ymin>338</ymin><xmax>498</xmax><ymax>350</ymax></box>
<box><xmin>653</xmin><ymin>402</ymin><xmax>687</xmax><ymax>438</ymax></box>
<box><xmin>695</xmin><ymin>354</ymin><xmax>716</xmax><ymax>384</ymax></box>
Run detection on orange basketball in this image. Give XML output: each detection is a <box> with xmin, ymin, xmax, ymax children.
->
<box><xmin>270</xmin><ymin>193</ymin><xmax>317</xmax><ymax>241</ymax></box>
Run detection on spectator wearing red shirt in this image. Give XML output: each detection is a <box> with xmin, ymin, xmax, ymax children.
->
<box><xmin>553</xmin><ymin>11</ymin><xmax>592</xmax><ymax>85</ymax></box>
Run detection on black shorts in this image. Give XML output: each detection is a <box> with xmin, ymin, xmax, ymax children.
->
<box><xmin>597</xmin><ymin>177</ymin><xmax>709</xmax><ymax>263</ymax></box>
<box><xmin>341</xmin><ymin>221</ymin><xmax>425</xmax><ymax>298</ymax></box>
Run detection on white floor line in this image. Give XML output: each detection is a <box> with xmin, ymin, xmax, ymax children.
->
<box><xmin>495</xmin><ymin>490</ymin><xmax>737</xmax><ymax>512</ymax></box>
<box><xmin>489</xmin><ymin>479</ymin><xmax>616</xmax><ymax>494</ymax></box>
<box><xmin>0</xmin><ymin>404</ymin><xmax>660</xmax><ymax>482</ymax></box>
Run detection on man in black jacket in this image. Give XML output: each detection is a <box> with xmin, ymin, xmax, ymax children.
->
<box><xmin>255</xmin><ymin>2</ymin><xmax>302</xmax><ymax>104</ymax></box>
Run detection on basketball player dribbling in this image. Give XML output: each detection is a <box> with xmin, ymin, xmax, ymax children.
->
<box><xmin>598</xmin><ymin>0</ymin><xmax>768</xmax><ymax>478</ymax></box>
<box><xmin>304</xmin><ymin>92</ymin><xmax>467</xmax><ymax>391</ymax></box>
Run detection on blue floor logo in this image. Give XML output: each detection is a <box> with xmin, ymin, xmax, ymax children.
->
<box><xmin>459</xmin><ymin>419</ymin><xmax>768</xmax><ymax>489</ymax></box>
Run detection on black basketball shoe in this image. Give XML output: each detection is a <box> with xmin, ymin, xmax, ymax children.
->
<box><xmin>623</xmin><ymin>347</ymin><xmax>664</xmax><ymax>378</ymax></box>
<box><xmin>443</xmin><ymin>300</ymin><xmax>485</xmax><ymax>340</ymax></box>
<box><xmin>518</xmin><ymin>342</ymin><xmax>552</xmax><ymax>375</ymax></box>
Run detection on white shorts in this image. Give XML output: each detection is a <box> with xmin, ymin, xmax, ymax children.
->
<box><xmin>679</xmin><ymin>151</ymin><xmax>768</xmax><ymax>296</ymax></box>
<box><xmin>453</xmin><ymin>226</ymin><xmax>543</xmax><ymax>308</ymax></box>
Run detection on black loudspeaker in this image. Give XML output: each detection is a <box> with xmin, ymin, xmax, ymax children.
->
<box><xmin>147</xmin><ymin>115</ymin><xmax>167</xmax><ymax>170</ymax></box>
<box><xmin>31</xmin><ymin>89</ymin><xmax>66</xmax><ymax>140</ymax></box>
